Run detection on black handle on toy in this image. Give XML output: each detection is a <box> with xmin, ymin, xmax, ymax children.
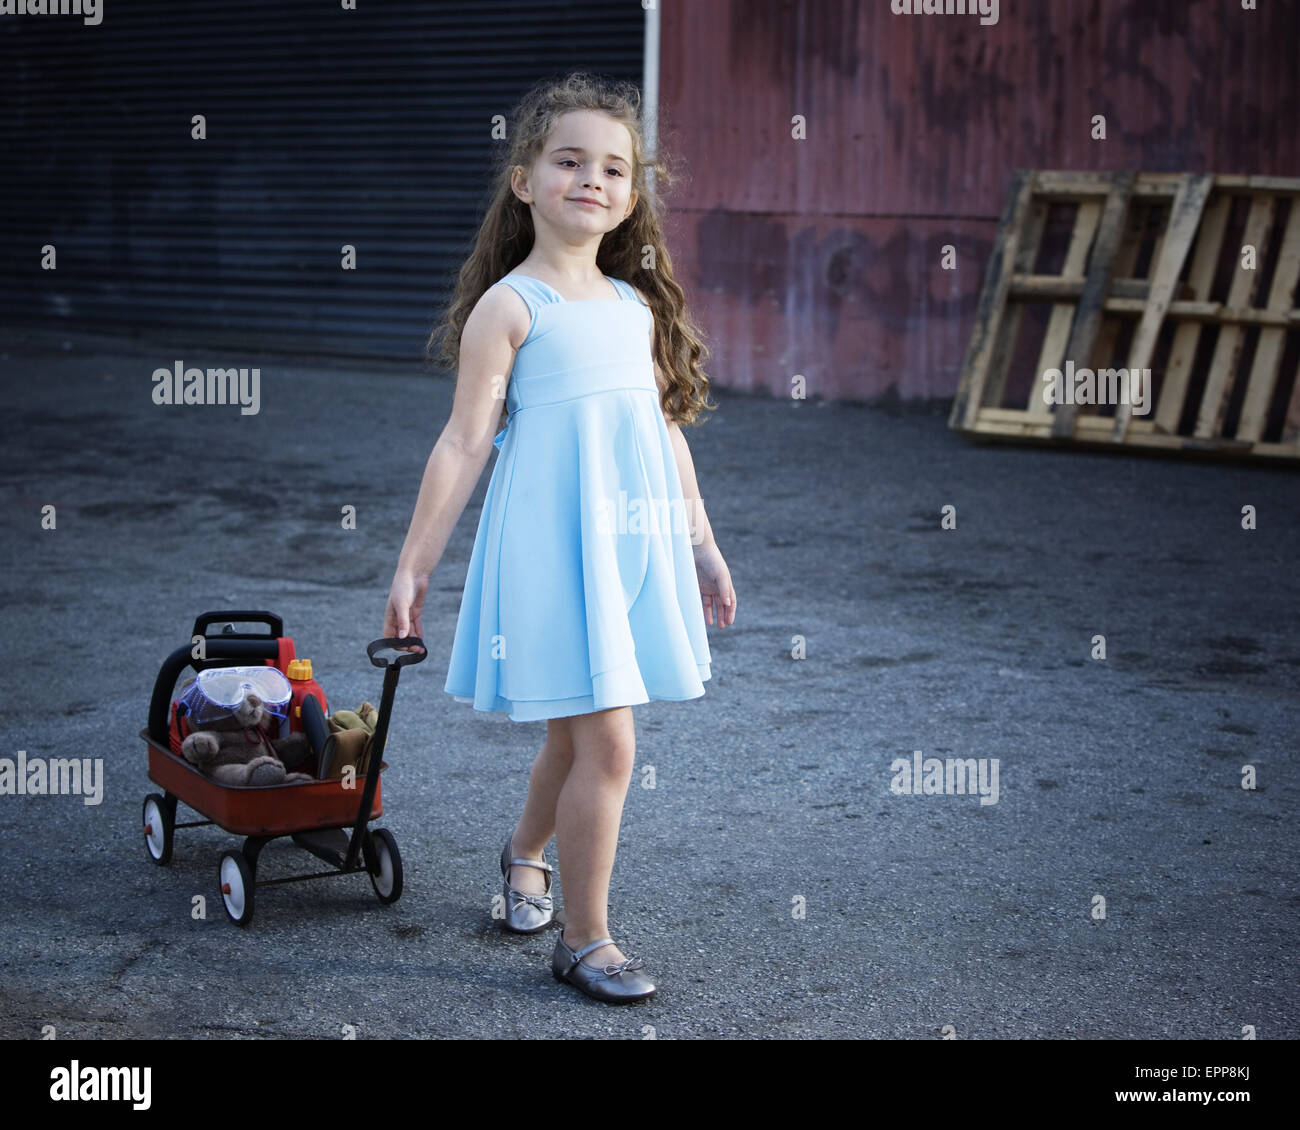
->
<box><xmin>342</xmin><ymin>636</ymin><xmax>425</xmax><ymax>870</ymax></box>
<box><xmin>147</xmin><ymin>637</ymin><xmax>280</xmax><ymax>745</ymax></box>
<box><xmin>367</xmin><ymin>636</ymin><xmax>427</xmax><ymax>668</ymax></box>
<box><xmin>190</xmin><ymin>609</ymin><xmax>284</xmax><ymax>640</ymax></box>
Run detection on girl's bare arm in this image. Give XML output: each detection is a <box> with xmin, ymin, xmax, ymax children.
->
<box><xmin>636</xmin><ymin>288</ymin><xmax>718</xmax><ymax>552</ymax></box>
<box><xmin>384</xmin><ymin>288</ymin><xmax>527</xmax><ymax>642</ymax></box>
<box><xmin>395</xmin><ymin>289</ymin><xmax>523</xmax><ymax>577</ymax></box>
<box><xmin>664</xmin><ymin>419</ymin><xmax>716</xmax><ymax>552</ymax></box>
<box><xmin>666</xmin><ymin>415</ymin><xmax>736</xmax><ymax>627</ymax></box>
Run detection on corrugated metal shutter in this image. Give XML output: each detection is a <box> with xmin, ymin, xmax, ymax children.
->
<box><xmin>0</xmin><ymin>0</ymin><xmax>644</xmax><ymax>360</ymax></box>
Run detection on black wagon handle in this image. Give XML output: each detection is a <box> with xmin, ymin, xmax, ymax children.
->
<box><xmin>367</xmin><ymin>637</ymin><xmax>427</xmax><ymax>668</ymax></box>
<box><xmin>191</xmin><ymin>610</ymin><xmax>284</xmax><ymax>640</ymax></box>
<box><xmin>341</xmin><ymin>635</ymin><xmax>425</xmax><ymax>871</ymax></box>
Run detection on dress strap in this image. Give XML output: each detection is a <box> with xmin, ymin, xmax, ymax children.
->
<box><xmin>495</xmin><ymin>274</ymin><xmax>559</xmax><ymax>347</ymax></box>
<box><xmin>606</xmin><ymin>277</ymin><xmax>648</xmax><ymax>305</ymax></box>
<box><xmin>495</xmin><ymin>274</ymin><xmax>557</xmax><ymax>319</ymax></box>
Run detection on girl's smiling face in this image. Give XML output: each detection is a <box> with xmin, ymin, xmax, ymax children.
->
<box><xmin>514</xmin><ymin>109</ymin><xmax>638</xmax><ymax>236</ymax></box>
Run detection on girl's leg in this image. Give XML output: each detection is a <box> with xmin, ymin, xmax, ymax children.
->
<box><xmin>554</xmin><ymin>704</ymin><xmax>636</xmax><ymax>967</ymax></box>
<box><xmin>507</xmin><ymin>717</ymin><xmax>576</xmax><ymax>894</ymax></box>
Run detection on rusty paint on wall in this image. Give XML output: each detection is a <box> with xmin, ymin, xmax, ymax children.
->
<box><xmin>657</xmin><ymin>0</ymin><xmax>1300</xmax><ymax>403</ymax></box>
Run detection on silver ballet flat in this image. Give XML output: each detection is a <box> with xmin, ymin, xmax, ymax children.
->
<box><xmin>499</xmin><ymin>832</ymin><xmax>554</xmax><ymax>933</ymax></box>
<box><xmin>552</xmin><ymin>929</ymin><xmax>657</xmax><ymax>1003</ymax></box>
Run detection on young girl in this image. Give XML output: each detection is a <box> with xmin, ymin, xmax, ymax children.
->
<box><xmin>383</xmin><ymin>72</ymin><xmax>737</xmax><ymax>1005</ymax></box>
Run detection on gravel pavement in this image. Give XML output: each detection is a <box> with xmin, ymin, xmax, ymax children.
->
<box><xmin>0</xmin><ymin>329</ymin><xmax>1295</xmax><ymax>1039</ymax></box>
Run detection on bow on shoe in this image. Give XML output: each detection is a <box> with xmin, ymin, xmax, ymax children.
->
<box><xmin>602</xmin><ymin>955</ymin><xmax>644</xmax><ymax>977</ymax></box>
<box><xmin>510</xmin><ymin>890</ymin><xmax>553</xmax><ymax>912</ymax></box>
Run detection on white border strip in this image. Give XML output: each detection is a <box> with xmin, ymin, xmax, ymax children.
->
<box><xmin>643</xmin><ymin>0</ymin><xmax>660</xmax><ymax>194</ymax></box>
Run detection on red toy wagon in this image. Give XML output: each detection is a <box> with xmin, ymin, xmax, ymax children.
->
<box><xmin>139</xmin><ymin>610</ymin><xmax>425</xmax><ymax>925</ymax></box>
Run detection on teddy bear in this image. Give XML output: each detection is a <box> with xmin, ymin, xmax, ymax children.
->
<box><xmin>180</xmin><ymin>686</ymin><xmax>315</xmax><ymax>786</ymax></box>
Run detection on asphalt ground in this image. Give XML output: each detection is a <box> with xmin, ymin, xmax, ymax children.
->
<box><xmin>0</xmin><ymin>329</ymin><xmax>1296</xmax><ymax>1040</ymax></box>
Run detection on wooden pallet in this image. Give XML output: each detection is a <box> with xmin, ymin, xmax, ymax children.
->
<box><xmin>949</xmin><ymin>170</ymin><xmax>1300</xmax><ymax>462</ymax></box>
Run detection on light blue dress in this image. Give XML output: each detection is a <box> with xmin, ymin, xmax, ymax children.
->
<box><xmin>443</xmin><ymin>272</ymin><xmax>712</xmax><ymax>721</ymax></box>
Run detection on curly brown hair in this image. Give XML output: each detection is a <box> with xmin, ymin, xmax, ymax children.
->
<box><xmin>425</xmin><ymin>71</ymin><xmax>717</xmax><ymax>429</ymax></box>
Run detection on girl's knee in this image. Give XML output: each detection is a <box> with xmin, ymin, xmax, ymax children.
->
<box><xmin>577</xmin><ymin>747</ymin><xmax>634</xmax><ymax>783</ymax></box>
<box><xmin>569</xmin><ymin>708</ymin><xmax>635</xmax><ymax>778</ymax></box>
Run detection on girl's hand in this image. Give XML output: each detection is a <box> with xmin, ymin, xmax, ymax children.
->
<box><xmin>383</xmin><ymin>569</ymin><xmax>428</xmax><ymax>654</ymax></box>
<box><xmin>692</xmin><ymin>542</ymin><xmax>737</xmax><ymax>628</ymax></box>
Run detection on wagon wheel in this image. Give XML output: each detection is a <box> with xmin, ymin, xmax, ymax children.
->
<box><xmin>142</xmin><ymin>793</ymin><xmax>173</xmax><ymax>865</ymax></box>
<box><xmin>365</xmin><ymin>828</ymin><xmax>403</xmax><ymax>905</ymax></box>
<box><xmin>219</xmin><ymin>852</ymin><xmax>255</xmax><ymax>926</ymax></box>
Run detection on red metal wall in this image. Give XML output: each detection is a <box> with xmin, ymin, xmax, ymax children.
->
<box><xmin>657</xmin><ymin>0</ymin><xmax>1300</xmax><ymax>402</ymax></box>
